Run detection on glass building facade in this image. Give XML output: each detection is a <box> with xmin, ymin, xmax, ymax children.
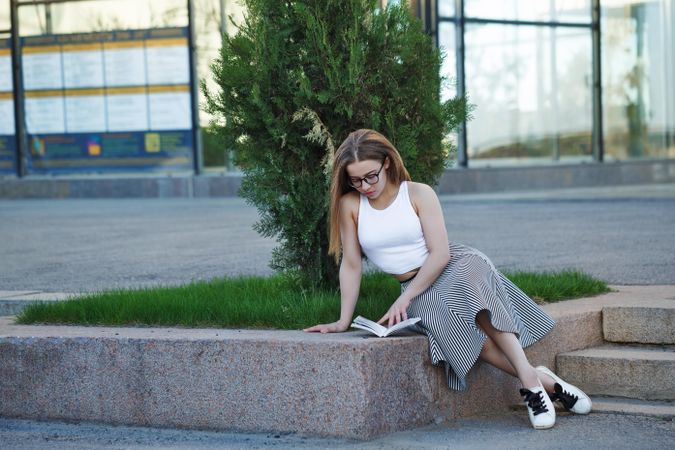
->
<box><xmin>1</xmin><ymin>0</ymin><xmax>673</xmax><ymax>172</ymax></box>
<box><xmin>437</xmin><ymin>0</ymin><xmax>674</xmax><ymax>167</ymax></box>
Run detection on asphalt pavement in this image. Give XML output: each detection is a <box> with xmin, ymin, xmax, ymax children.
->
<box><xmin>1</xmin><ymin>183</ymin><xmax>674</xmax><ymax>293</ymax></box>
<box><xmin>1</xmin><ymin>411</ymin><xmax>673</xmax><ymax>449</ymax></box>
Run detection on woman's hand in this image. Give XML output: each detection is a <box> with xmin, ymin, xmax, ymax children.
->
<box><xmin>303</xmin><ymin>321</ymin><xmax>349</xmax><ymax>333</ymax></box>
<box><xmin>378</xmin><ymin>296</ymin><xmax>411</xmax><ymax>328</ymax></box>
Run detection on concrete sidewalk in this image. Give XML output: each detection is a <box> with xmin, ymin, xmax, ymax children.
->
<box><xmin>1</xmin><ymin>411</ymin><xmax>673</xmax><ymax>449</ymax></box>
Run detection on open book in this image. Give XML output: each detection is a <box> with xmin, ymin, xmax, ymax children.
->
<box><xmin>350</xmin><ymin>315</ymin><xmax>421</xmax><ymax>338</ymax></box>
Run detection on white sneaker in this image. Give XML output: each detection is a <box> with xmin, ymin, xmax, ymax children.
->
<box><xmin>520</xmin><ymin>382</ymin><xmax>556</xmax><ymax>429</ymax></box>
<box><xmin>536</xmin><ymin>366</ymin><xmax>592</xmax><ymax>415</ymax></box>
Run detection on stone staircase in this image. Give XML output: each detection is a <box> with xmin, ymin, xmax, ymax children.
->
<box><xmin>556</xmin><ymin>300</ymin><xmax>675</xmax><ymax>417</ymax></box>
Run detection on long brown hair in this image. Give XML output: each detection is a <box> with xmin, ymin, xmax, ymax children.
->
<box><xmin>328</xmin><ymin>129</ymin><xmax>411</xmax><ymax>262</ymax></box>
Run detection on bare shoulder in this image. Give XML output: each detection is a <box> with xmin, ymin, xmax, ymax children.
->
<box><xmin>339</xmin><ymin>191</ymin><xmax>360</xmax><ymax>218</ymax></box>
<box><xmin>407</xmin><ymin>181</ymin><xmax>439</xmax><ymax>206</ymax></box>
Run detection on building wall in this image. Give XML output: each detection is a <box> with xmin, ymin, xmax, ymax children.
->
<box><xmin>1</xmin><ymin>0</ymin><xmax>673</xmax><ymax>176</ymax></box>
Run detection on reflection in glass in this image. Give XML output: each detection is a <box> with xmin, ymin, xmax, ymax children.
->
<box><xmin>602</xmin><ymin>0</ymin><xmax>674</xmax><ymax>160</ymax></box>
<box><xmin>438</xmin><ymin>0</ymin><xmax>455</xmax><ymax>18</ymax></box>
<box><xmin>465</xmin><ymin>0</ymin><xmax>592</xmax><ymax>23</ymax></box>
<box><xmin>0</xmin><ymin>0</ymin><xmax>9</xmax><ymax>30</ymax></box>
<box><xmin>464</xmin><ymin>24</ymin><xmax>593</xmax><ymax>165</ymax></box>
<box><xmin>438</xmin><ymin>21</ymin><xmax>456</xmax><ymax>102</ymax></box>
<box><xmin>19</xmin><ymin>0</ymin><xmax>187</xmax><ymax>35</ymax></box>
<box><xmin>0</xmin><ymin>0</ymin><xmax>250</xmax><ymax>170</ymax></box>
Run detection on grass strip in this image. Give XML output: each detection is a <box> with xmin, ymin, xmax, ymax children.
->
<box><xmin>16</xmin><ymin>270</ymin><xmax>609</xmax><ymax>329</ymax></box>
<box><xmin>503</xmin><ymin>269</ymin><xmax>611</xmax><ymax>304</ymax></box>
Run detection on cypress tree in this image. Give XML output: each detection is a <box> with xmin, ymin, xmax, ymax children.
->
<box><xmin>203</xmin><ymin>0</ymin><xmax>467</xmax><ymax>288</ymax></box>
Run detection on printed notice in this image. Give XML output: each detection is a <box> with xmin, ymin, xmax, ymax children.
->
<box><xmin>22</xmin><ymin>49</ymin><xmax>63</xmax><ymax>90</ymax></box>
<box><xmin>146</xmin><ymin>45</ymin><xmax>190</xmax><ymax>85</ymax></box>
<box><xmin>0</xmin><ymin>53</ymin><xmax>11</xmax><ymax>91</ymax></box>
<box><xmin>104</xmin><ymin>46</ymin><xmax>147</xmax><ymax>87</ymax></box>
<box><xmin>25</xmin><ymin>95</ymin><xmax>66</xmax><ymax>134</ymax></box>
<box><xmin>17</xmin><ymin>28</ymin><xmax>193</xmax><ymax>174</ymax></box>
<box><xmin>63</xmin><ymin>47</ymin><xmax>105</xmax><ymax>88</ymax></box>
<box><xmin>0</xmin><ymin>97</ymin><xmax>15</xmax><ymax>135</ymax></box>
<box><xmin>149</xmin><ymin>91</ymin><xmax>192</xmax><ymax>130</ymax></box>
<box><xmin>106</xmin><ymin>92</ymin><xmax>149</xmax><ymax>131</ymax></box>
<box><xmin>65</xmin><ymin>94</ymin><xmax>106</xmax><ymax>133</ymax></box>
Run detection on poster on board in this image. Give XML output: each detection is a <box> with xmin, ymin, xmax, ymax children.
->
<box><xmin>18</xmin><ymin>27</ymin><xmax>194</xmax><ymax>174</ymax></box>
<box><xmin>0</xmin><ymin>38</ymin><xmax>16</xmax><ymax>175</ymax></box>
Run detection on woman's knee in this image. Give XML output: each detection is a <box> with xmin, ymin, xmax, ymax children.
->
<box><xmin>480</xmin><ymin>335</ymin><xmax>495</xmax><ymax>357</ymax></box>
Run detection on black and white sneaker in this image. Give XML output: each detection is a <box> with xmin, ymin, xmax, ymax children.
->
<box><xmin>520</xmin><ymin>383</ymin><xmax>556</xmax><ymax>429</ymax></box>
<box><xmin>536</xmin><ymin>366</ymin><xmax>592</xmax><ymax>414</ymax></box>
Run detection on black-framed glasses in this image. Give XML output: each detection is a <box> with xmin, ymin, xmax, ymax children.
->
<box><xmin>348</xmin><ymin>159</ymin><xmax>386</xmax><ymax>188</ymax></box>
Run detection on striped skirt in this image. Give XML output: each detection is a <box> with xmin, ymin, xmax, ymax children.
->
<box><xmin>401</xmin><ymin>242</ymin><xmax>555</xmax><ymax>391</ymax></box>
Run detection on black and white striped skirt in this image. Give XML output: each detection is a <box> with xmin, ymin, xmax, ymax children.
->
<box><xmin>401</xmin><ymin>242</ymin><xmax>555</xmax><ymax>391</ymax></box>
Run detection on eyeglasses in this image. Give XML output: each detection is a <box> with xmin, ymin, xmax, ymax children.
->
<box><xmin>348</xmin><ymin>160</ymin><xmax>386</xmax><ymax>188</ymax></box>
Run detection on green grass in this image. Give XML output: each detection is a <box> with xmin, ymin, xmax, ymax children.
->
<box><xmin>503</xmin><ymin>269</ymin><xmax>610</xmax><ymax>304</ymax></box>
<box><xmin>16</xmin><ymin>270</ymin><xmax>609</xmax><ymax>329</ymax></box>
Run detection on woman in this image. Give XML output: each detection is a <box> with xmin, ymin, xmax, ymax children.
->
<box><xmin>304</xmin><ymin>129</ymin><xmax>591</xmax><ymax>429</ymax></box>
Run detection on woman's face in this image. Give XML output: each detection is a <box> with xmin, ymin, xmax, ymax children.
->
<box><xmin>345</xmin><ymin>158</ymin><xmax>389</xmax><ymax>199</ymax></box>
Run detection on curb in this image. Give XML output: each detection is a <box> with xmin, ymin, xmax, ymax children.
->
<box><xmin>1</xmin><ymin>285</ymin><xmax>673</xmax><ymax>438</ymax></box>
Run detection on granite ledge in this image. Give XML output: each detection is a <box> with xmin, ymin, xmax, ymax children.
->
<box><xmin>2</xmin><ymin>286</ymin><xmax>672</xmax><ymax>438</ymax></box>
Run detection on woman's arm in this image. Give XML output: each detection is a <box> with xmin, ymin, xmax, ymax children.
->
<box><xmin>304</xmin><ymin>193</ymin><xmax>362</xmax><ymax>333</ymax></box>
<box><xmin>378</xmin><ymin>183</ymin><xmax>450</xmax><ymax>328</ymax></box>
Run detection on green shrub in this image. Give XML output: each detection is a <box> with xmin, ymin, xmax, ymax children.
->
<box><xmin>203</xmin><ymin>0</ymin><xmax>467</xmax><ymax>288</ymax></box>
<box><xmin>201</xmin><ymin>128</ymin><xmax>226</xmax><ymax>167</ymax></box>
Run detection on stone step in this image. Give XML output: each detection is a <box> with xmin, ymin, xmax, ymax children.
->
<box><xmin>603</xmin><ymin>301</ymin><xmax>675</xmax><ymax>344</ymax></box>
<box><xmin>556</xmin><ymin>344</ymin><xmax>675</xmax><ymax>401</ymax></box>
<box><xmin>590</xmin><ymin>396</ymin><xmax>675</xmax><ymax>419</ymax></box>
<box><xmin>510</xmin><ymin>395</ymin><xmax>675</xmax><ymax>419</ymax></box>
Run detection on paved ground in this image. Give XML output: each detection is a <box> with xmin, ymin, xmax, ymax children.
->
<box><xmin>1</xmin><ymin>182</ymin><xmax>675</xmax><ymax>448</ymax></box>
<box><xmin>1</xmin><ymin>411</ymin><xmax>673</xmax><ymax>449</ymax></box>
<box><xmin>1</xmin><ymin>183</ymin><xmax>674</xmax><ymax>293</ymax></box>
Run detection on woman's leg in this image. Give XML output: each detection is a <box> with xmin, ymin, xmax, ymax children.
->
<box><xmin>476</xmin><ymin>310</ymin><xmax>557</xmax><ymax>429</ymax></box>
<box><xmin>476</xmin><ymin>311</ymin><xmax>555</xmax><ymax>391</ymax></box>
<box><xmin>479</xmin><ymin>335</ymin><xmax>517</xmax><ymax>377</ymax></box>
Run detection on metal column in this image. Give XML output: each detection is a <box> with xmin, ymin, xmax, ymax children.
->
<box><xmin>187</xmin><ymin>0</ymin><xmax>202</xmax><ymax>175</ymax></box>
<box><xmin>591</xmin><ymin>0</ymin><xmax>604</xmax><ymax>162</ymax></box>
<box><xmin>10</xmin><ymin>0</ymin><xmax>26</xmax><ymax>177</ymax></box>
<box><xmin>454</xmin><ymin>0</ymin><xmax>467</xmax><ymax>167</ymax></box>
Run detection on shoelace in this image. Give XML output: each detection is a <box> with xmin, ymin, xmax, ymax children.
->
<box><xmin>520</xmin><ymin>388</ymin><xmax>549</xmax><ymax>416</ymax></box>
<box><xmin>549</xmin><ymin>382</ymin><xmax>579</xmax><ymax>411</ymax></box>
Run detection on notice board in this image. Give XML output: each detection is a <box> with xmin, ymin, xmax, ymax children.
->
<box><xmin>1</xmin><ymin>27</ymin><xmax>195</xmax><ymax>174</ymax></box>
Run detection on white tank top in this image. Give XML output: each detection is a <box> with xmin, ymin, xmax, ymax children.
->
<box><xmin>357</xmin><ymin>181</ymin><xmax>429</xmax><ymax>274</ymax></box>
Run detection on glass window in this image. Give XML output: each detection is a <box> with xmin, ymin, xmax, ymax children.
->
<box><xmin>465</xmin><ymin>0</ymin><xmax>592</xmax><ymax>23</ymax></box>
<box><xmin>438</xmin><ymin>0</ymin><xmax>455</xmax><ymax>18</ymax></box>
<box><xmin>0</xmin><ymin>0</ymin><xmax>9</xmax><ymax>31</ymax></box>
<box><xmin>602</xmin><ymin>0</ymin><xmax>674</xmax><ymax>160</ymax></box>
<box><xmin>464</xmin><ymin>24</ymin><xmax>593</xmax><ymax>165</ymax></box>
<box><xmin>438</xmin><ymin>21</ymin><xmax>457</xmax><ymax>101</ymax></box>
<box><xmin>0</xmin><ymin>0</ymin><xmax>13</xmax><ymax>175</ymax></box>
<box><xmin>0</xmin><ymin>0</ymin><xmax>10</xmax><ymax>94</ymax></box>
<box><xmin>21</xmin><ymin>0</ymin><xmax>187</xmax><ymax>35</ymax></box>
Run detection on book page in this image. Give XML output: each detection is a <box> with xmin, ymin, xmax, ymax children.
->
<box><xmin>383</xmin><ymin>317</ymin><xmax>421</xmax><ymax>336</ymax></box>
<box><xmin>350</xmin><ymin>322</ymin><xmax>384</xmax><ymax>337</ymax></box>
<box><xmin>352</xmin><ymin>316</ymin><xmax>387</xmax><ymax>336</ymax></box>
<box><xmin>351</xmin><ymin>316</ymin><xmax>421</xmax><ymax>337</ymax></box>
